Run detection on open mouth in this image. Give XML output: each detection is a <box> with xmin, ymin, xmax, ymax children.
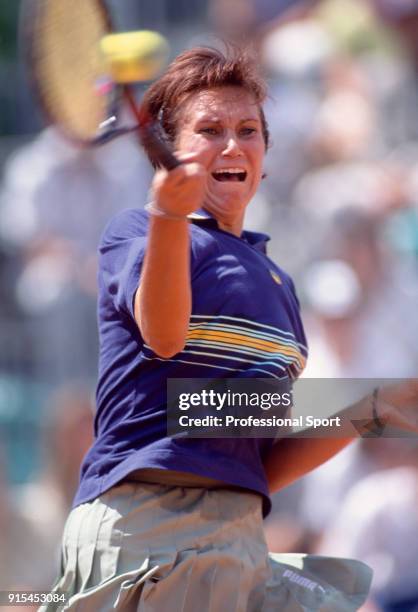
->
<box><xmin>212</xmin><ymin>170</ymin><xmax>247</xmax><ymax>182</ymax></box>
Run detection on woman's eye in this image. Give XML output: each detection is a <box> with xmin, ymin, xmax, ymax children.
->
<box><xmin>240</xmin><ymin>127</ymin><xmax>257</xmax><ymax>136</ymax></box>
<box><xmin>199</xmin><ymin>127</ymin><xmax>218</xmax><ymax>135</ymax></box>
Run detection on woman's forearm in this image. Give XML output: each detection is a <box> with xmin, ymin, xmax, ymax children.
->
<box><xmin>263</xmin><ymin>392</ymin><xmax>373</xmax><ymax>492</ymax></box>
<box><xmin>135</xmin><ymin>215</ymin><xmax>191</xmax><ymax>358</ymax></box>
<box><xmin>264</xmin><ymin>437</ymin><xmax>353</xmax><ymax>494</ymax></box>
<box><xmin>264</xmin><ymin>379</ymin><xmax>418</xmax><ymax>492</ymax></box>
<box><xmin>134</xmin><ymin>160</ymin><xmax>206</xmax><ymax>358</ymax></box>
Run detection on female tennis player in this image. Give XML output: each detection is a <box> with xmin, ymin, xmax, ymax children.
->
<box><xmin>41</xmin><ymin>47</ymin><xmax>418</xmax><ymax>612</ymax></box>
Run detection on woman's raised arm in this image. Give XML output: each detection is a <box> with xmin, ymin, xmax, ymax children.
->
<box><xmin>134</xmin><ymin>160</ymin><xmax>206</xmax><ymax>358</ymax></box>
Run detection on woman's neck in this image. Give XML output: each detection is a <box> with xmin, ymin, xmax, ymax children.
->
<box><xmin>217</xmin><ymin>218</ymin><xmax>243</xmax><ymax>236</ymax></box>
<box><xmin>203</xmin><ymin>206</ymin><xmax>245</xmax><ymax>237</ymax></box>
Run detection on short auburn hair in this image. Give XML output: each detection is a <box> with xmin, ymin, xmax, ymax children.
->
<box><xmin>142</xmin><ymin>46</ymin><xmax>270</xmax><ymax>159</ymax></box>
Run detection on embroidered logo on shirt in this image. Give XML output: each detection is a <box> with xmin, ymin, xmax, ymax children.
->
<box><xmin>270</xmin><ymin>270</ymin><xmax>282</xmax><ymax>285</ymax></box>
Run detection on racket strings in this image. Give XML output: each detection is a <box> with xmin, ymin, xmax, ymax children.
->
<box><xmin>34</xmin><ymin>0</ymin><xmax>111</xmax><ymax>141</ymax></box>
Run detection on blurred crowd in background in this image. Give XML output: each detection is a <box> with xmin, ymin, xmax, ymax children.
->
<box><xmin>1</xmin><ymin>1</ymin><xmax>418</xmax><ymax>610</ymax></box>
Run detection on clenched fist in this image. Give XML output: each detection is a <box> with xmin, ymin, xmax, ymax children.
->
<box><xmin>151</xmin><ymin>152</ymin><xmax>207</xmax><ymax>218</ymax></box>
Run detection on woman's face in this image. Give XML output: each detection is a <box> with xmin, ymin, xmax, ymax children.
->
<box><xmin>175</xmin><ymin>86</ymin><xmax>266</xmax><ymax>221</ymax></box>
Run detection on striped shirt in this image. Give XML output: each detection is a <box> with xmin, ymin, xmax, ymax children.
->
<box><xmin>74</xmin><ymin>208</ymin><xmax>308</xmax><ymax>516</ymax></box>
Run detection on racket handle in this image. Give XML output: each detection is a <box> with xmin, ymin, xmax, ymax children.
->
<box><xmin>123</xmin><ymin>86</ymin><xmax>180</xmax><ymax>171</ymax></box>
<box><xmin>139</xmin><ymin>123</ymin><xmax>181</xmax><ymax>170</ymax></box>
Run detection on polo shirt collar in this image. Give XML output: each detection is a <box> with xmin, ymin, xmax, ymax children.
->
<box><xmin>188</xmin><ymin>208</ymin><xmax>216</xmax><ymax>223</ymax></box>
<box><xmin>189</xmin><ymin>208</ymin><xmax>270</xmax><ymax>253</ymax></box>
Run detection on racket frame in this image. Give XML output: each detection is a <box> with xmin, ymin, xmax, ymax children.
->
<box><xmin>21</xmin><ymin>0</ymin><xmax>114</xmax><ymax>147</ymax></box>
<box><xmin>20</xmin><ymin>0</ymin><xmax>180</xmax><ymax>169</ymax></box>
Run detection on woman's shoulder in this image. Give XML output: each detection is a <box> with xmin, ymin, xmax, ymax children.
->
<box><xmin>99</xmin><ymin>208</ymin><xmax>149</xmax><ymax>246</ymax></box>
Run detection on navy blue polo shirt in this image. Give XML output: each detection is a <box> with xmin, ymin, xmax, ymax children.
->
<box><xmin>73</xmin><ymin>208</ymin><xmax>308</xmax><ymax>517</ymax></box>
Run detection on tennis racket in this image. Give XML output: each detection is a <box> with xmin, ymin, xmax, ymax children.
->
<box><xmin>20</xmin><ymin>0</ymin><xmax>180</xmax><ymax>170</ymax></box>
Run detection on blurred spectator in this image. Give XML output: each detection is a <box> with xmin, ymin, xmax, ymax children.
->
<box><xmin>0</xmin><ymin>127</ymin><xmax>152</xmax><ymax>383</ymax></box>
<box><xmin>301</xmin><ymin>208</ymin><xmax>418</xmax><ymax>378</ymax></box>
<box><xmin>365</xmin><ymin>0</ymin><xmax>418</xmax><ymax>148</ymax></box>
<box><xmin>7</xmin><ymin>385</ymin><xmax>93</xmax><ymax>589</ymax></box>
<box><xmin>319</xmin><ymin>446</ymin><xmax>418</xmax><ymax>611</ymax></box>
<box><xmin>299</xmin><ymin>439</ymin><xmax>417</xmax><ymax>543</ymax></box>
<box><xmin>0</xmin><ymin>457</ymin><xmax>48</xmax><ymax>593</ymax></box>
<box><xmin>209</xmin><ymin>0</ymin><xmax>319</xmax><ymax>42</ymax></box>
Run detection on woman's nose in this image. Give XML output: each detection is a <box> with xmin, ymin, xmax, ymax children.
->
<box><xmin>222</xmin><ymin>135</ymin><xmax>243</xmax><ymax>157</ymax></box>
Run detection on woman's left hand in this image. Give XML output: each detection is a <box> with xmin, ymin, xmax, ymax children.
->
<box><xmin>377</xmin><ymin>379</ymin><xmax>418</xmax><ymax>433</ymax></box>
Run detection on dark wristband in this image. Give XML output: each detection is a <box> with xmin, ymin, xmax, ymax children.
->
<box><xmin>372</xmin><ymin>387</ymin><xmax>385</xmax><ymax>431</ymax></box>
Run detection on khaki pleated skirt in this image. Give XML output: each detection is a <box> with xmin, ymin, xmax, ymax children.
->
<box><xmin>39</xmin><ymin>481</ymin><xmax>372</xmax><ymax>611</ymax></box>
